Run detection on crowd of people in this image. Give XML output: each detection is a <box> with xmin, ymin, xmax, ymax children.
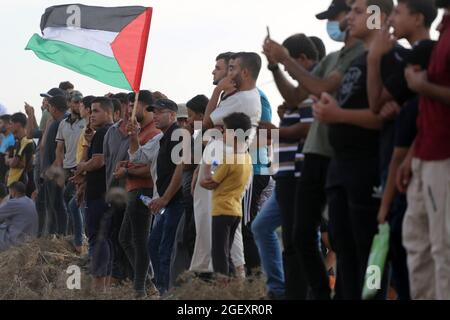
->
<box><xmin>0</xmin><ymin>0</ymin><xmax>449</xmax><ymax>300</ymax></box>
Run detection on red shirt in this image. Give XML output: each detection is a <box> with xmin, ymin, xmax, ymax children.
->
<box><xmin>126</xmin><ymin>122</ymin><xmax>161</xmax><ymax>192</ymax></box>
<box><xmin>415</xmin><ymin>15</ymin><xmax>450</xmax><ymax>161</ymax></box>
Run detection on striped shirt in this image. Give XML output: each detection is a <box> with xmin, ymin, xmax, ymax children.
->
<box><xmin>274</xmin><ymin>100</ymin><xmax>314</xmax><ymax>179</ymax></box>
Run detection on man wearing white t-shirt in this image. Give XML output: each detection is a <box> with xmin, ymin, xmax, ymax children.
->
<box><xmin>190</xmin><ymin>52</ymin><xmax>262</xmax><ymax>277</ymax></box>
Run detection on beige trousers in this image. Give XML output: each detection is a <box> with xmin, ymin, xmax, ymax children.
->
<box><xmin>403</xmin><ymin>158</ymin><xmax>450</xmax><ymax>300</ymax></box>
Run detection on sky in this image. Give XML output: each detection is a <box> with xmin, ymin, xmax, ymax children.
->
<box><xmin>0</xmin><ymin>0</ymin><xmax>443</xmax><ymax>123</ymax></box>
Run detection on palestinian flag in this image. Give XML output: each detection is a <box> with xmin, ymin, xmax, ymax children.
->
<box><xmin>25</xmin><ymin>4</ymin><xmax>153</xmax><ymax>92</ymax></box>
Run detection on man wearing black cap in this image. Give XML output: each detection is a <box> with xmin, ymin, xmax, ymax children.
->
<box><xmin>263</xmin><ymin>0</ymin><xmax>363</xmax><ymax>300</ymax></box>
<box><xmin>128</xmin><ymin>98</ymin><xmax>185</xmax><ymax>295</ymax></box>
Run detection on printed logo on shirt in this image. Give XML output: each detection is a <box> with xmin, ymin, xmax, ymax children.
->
<box><xmin>338</xmin><ymin>67</ymin><xmax>362</xmax><ymax>106</ymax></box>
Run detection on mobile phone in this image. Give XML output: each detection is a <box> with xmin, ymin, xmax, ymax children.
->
<box><xmin>266</xmin><ymin>26</ymin><xmax>271</xmax><ymax>39</ymax></box>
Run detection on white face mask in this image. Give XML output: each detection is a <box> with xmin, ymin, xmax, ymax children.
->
<box><xmin>327</xmin><ymin>21</ymin><xmax>346</xmax><ymax>42</ymax></box>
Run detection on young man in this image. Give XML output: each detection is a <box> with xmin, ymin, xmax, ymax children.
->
<box><xmin>6</xmin><ymin>113</ymin><xmax>35</xmax><ymax>190</ymax></box>
<box><xmin>116</xmin><ymin>90</ymin><xmax>161</xmax><ymax>297</ymax></box>
<box><xmin>54</xmin><ymin>90</ymin><xmax>86</xmax><ymax>249</ymax></box>
<box><xmin>0</xmin><ymin>182</ymin><xmax>38</xmax><ymax>252</ymax></box>
<box><xmin>261</xmin><ymin>33</ymin><xmax>319</xmax><ymax>299</ymax></box>
<box><xmin>129</xmin><ymin>98</ymin><xmax>184</xmax><ymax>295</ymax></box>
<box><xmin>263</xmin><ymin>0</ymin><xmax>364</xmax><ymax>300</ymax></box>
<box><xmin>98</xmin><ymin>94</ymin><xmax>132</xmax><ymax>283</ymax></box>
<box><xmin>203</xmin><ymin>52</ymin><xmax>263</xmax><ymax>274</ymax></box>
<box><xmin>201</xmin><ymin>113</ymin><xmax>253</xmax><ymax>277</ymax></box>
<box><xmin>400</xmin><ymin>0</ymin><xmax>450</xmax><ymax>300</ymax></box>
<box><xmin>368</xmin><ymin>0</ymin><xmax>437</xmax><ymax>300</ymax></box>
<box><xmin>74</xmin><ymin>97</ymin><xmax>114</xmax><ymax>291</ymax></box>
<box><xmin>313</xmin><ymin>0</ymin><xmax>395</xmax><ymax>299</ymax></box>
<box><xmin>170</xmin><ymin>94</ymin><xmax>209</xmax><ymax>288</ymax></box>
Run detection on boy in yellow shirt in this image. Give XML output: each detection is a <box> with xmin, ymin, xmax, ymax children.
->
<box><xmin>201</xmin><ymin>113</ymin><xmax>253</xmax><ymax>277</ymax></box>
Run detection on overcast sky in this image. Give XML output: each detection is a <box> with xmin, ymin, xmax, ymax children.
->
<box><xmin>0</xmin><ymin>0</ymin><xmax>442</xmax><ymax>123</ymax></box>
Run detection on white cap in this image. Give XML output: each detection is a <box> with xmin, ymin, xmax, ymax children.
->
<box><xmin>177</xmin><ymin>103</ymin><xmax>188</xmax><ymax>119</ymax></box>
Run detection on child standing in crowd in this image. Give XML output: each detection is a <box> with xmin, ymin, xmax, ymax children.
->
<box><xmin>201</xmin><ymin>113</ymin><xmax>253</xmax><ymax>278</ymax></box>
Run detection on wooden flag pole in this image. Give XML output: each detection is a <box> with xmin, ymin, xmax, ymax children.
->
<box><xmin>131</xmin><ymin>90</ymin><xmax>140</xmax><ymax>122</ymax></box>
<box><xmin>128</xmin><ymin>90</ymin><xmax>140</xmax><ymax>136</ymax></box>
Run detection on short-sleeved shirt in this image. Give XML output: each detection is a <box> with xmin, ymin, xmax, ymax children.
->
<box><xmin>395</xmin><ymin>98</ymin><xmax>418</xmax><ymax>148</ymax></box>
<box><xmin>274</xmin><ymin>102</ymin><xmax>314</xmax><ymax>179</ymax></box>
<box><xmin>211</xmin><ymin>152</ymin><xmax>252</xmax><ymax>217</ymax></box>
<box><xmin>252</xmin><ymin>88</ymin><xmax>272</xmax><ymax>175</ymax></box>
<box><xmin>86</xmin><ymin>124</ymin><xmax>112</xmax><ymax>201</ymax></box>
<box><xmin>416</xmin><ymin>15</ymin><xmax>450</xmax><ymax>160</ymax></box>
<box><xmin>0</xmin><ymin>133</ymin><xmax>15</xmax><ymax>154</ymax></box>
<box><xmin>56</xmin><ymin>115</ymin><xmax>86</xmax><ymax>169</ymax></box>
<box><xmin>329</xmin><ymin>52</ymin><xmax>380</xmax><ymax>160</ymax></box>
<box><xmin>210</xmin><ymin>88</ymin><xmax>262</xmax><ymax>145</ymax></box>
<box><xmin>41</xmin><ymin>119</ymin><xmax>62</xmax><ymax>173</ymax></box>
<box><xmin>156</xmin><ymin>123</ymin><xmax>183</xmax><ymax>205</ymax></box>
<box><xmin>103</xmin><ymin>121</ymin><xmax>130</xmax><ymax>191</ymax></box>
<box><xmin>7</xmin><ymin>137</ymin><xmax>35</xmax><ymax>187</ymax></box>
<box><xmin>303</xmin><ymin>41</ymin><xmax>365</xmax><ymax>157</ymax></box>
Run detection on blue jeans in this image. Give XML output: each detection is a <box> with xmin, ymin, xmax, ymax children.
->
<box><xmin>149</xmin><ymin>199</ymin><xmax>183</xmax><ymax>294</ymax></box>
<box><xmin>251</xmin><ymin>191</ymin><xmax>285</xmax><ymax>297</ymax></box>
<box><xmin>68</xmin><ymin>196</ymin><xmax>84</xmax><ymax>247</ymax></box>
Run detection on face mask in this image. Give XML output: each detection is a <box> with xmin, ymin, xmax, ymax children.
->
<box><xmin>327</xmin><ymin>21</ymin><xmax>346</xmax><ymax>42</ymax></box>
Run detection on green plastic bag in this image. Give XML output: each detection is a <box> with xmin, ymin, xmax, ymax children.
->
<box><xmin>362</xmin><ymin>223</ymin><xmax>390</xmax><ymax>300</ymax></box>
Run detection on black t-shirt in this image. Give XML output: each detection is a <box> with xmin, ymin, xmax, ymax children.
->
<box><xmin>41</xmin><ymin>119</ymin><xmax>62</xmax><ymax>173</ymax></box>
<box><xmin>156</xmin><ymin>123</ymin><xmax>183</xmax><ymax>205</ymax></box>
<box><xmin>395</xmin><ymin>98</ymin><xmax>418</xmax><ymax>148</ymax></box>
<box><xmin>382</xmin><ymin>41</ymin><xmax>435</xmax><ymax>106</ymax></box>
<box><xmin>86</xmin><ymin>124</ymin><xmax>112</xmax><ymax>201</ymax></box>
<box><xmin>329</xmin><ymin>52</ymin><xmax>380</xmax><ymax>159</ymax></box>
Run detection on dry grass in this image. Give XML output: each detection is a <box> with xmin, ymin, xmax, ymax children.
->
<box><xmin>0</xmin><ymin>238</ymin><xmax>267</xmax><ymax>300</ymax></box>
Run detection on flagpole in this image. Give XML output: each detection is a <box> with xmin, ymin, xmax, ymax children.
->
<box><xmin>131</xmin><ymin>90</ymin><xmax>140</xmax><ymax>122</ymax></box>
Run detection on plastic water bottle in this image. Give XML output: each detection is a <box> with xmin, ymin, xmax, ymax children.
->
<box><xmin>139</xmin><ymin>195</ymin><xmax>165</xmax><ymax>215</ymax></box>
<box><xmin>210</xmin><ymin>159</ymin><xmax>219</xmax><ymax>176</ymax></box>
<box><xmin>139</xmin><ymin>195</ymin><xmax>152</xmax><ymax>207</ymax></box>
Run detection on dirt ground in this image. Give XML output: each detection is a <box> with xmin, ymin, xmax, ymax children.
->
<box><xmin>0</xmin><ymin>238</ymin><xmax>266</xmax><ymax>300</ymax></box>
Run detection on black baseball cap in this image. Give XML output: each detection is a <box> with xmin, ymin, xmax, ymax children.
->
<box><xmin>148</xmin><ymin>99</ymin><xmax>178</xmax><ymax>113</ymax></box>
<box><xmin>40</xmin><ymin>87</ymin><xmax>66</xmax><ymax>98</ymax></box>
<box><xmin>316</xmin><ymin>0</ymin><xmax>351</xmax><ymax>20</ymax></box>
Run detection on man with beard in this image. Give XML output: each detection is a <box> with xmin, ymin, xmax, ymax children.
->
<box><xmin>55</xmin><ymin>90</ymin><xmax>86</xmax><ymax>247</ymax></box>
<box><xmin>116</xmin><ymin>90</ymin><xmax>161</xmax><ymax>297</ymax></box>
<box><xmin>400</xmin><ymin>0</ymin><xmax>450</xmax><ymax>300</ymax></box>
<box><xmin>74</xmin><ymin>97</ymin><xmax>114</xmax><ymax>291</ymax></box>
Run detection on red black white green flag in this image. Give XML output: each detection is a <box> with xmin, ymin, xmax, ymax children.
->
<box><xmin>26</xmin><ymin>4</ymin><xmax>153</xmax><ymax>92</ymax></box>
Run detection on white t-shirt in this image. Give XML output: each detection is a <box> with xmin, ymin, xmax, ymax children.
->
<box><xmin>210</xmin><ymin>88</ymin><xmax>262</xmax><ymax>128</ymax></box>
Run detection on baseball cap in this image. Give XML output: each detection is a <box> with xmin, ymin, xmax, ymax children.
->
<box><xmin>148</xmin><ymin>99</ymin><xmax>178</xmax><ymax>113</ymax></box>
<box><xmin>40</xmin><ymin>87</ymin><xmax>66</xmax><ymax>98</ymax></box>
<box><xmin>177</xmin><ymin>103</ymin><xmax>188</xmax><ymax>119</ymax></box>
<box><xmin>69</xmin><ymin>90</ymin><xmax>83</xmax><ymax>102</ymax></box>
<box><xmin>316</xmin><ymin>0</ymin><xmax>351</xmax><ymax>20</ymax></box>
